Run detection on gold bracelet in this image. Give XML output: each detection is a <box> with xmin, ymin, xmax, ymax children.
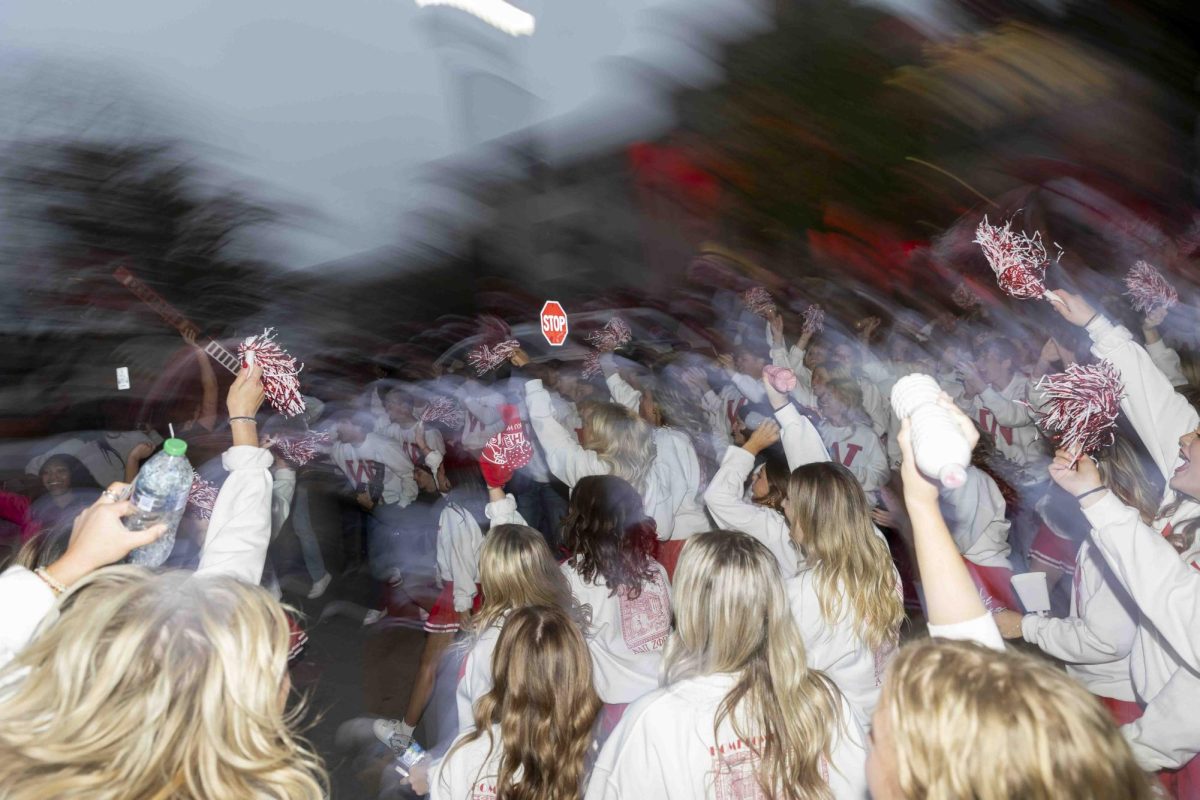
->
<box><xmin>34</xmin><ymin>567</ymin><xmax>66</xmax><ymax>595</ymax></box>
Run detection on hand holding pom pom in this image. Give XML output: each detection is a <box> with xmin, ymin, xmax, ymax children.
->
<box><xmin>763</xmin><ymin>365</ymin><xmax>797</xmax><ymax>393</ymax></box>
<box><xmin>1030</xmin><ymin>361</ymin><xmax>1124</xmax><ymax>466</ymax></box>
<box><xmin>1124</xmin><ymin>260</ymin><xmax>1178</xmax><ymax>315</ymax></box>
<box><xmin>801</xmin><ymin>304</ymin><xmax>825</xmax><ymax>338</ymax></box>
<box><xmin>467</xmin><ymin>339</ymin><xmax>520</xmax><ymax>376</ymax></box>
<box><xmin>420</xmin><ymin>396</ymin><xmax>465</xmax><ymax>429</ymax></box>
<box><xmin>273</xmin><ymin>430</ymin><xmax>333</xmax><ymax>467</ymax></box>
<box><xmin>238</xmin><ymin>328</ymin><xmax>305</xmax><ymax>417</ymax></box>
<box><xmin>742</xmin><ymin>287</ymin><xmax>776</xmax><ymax>319</ymax></box>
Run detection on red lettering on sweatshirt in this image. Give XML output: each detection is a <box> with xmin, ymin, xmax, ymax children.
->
<box><xmin>344</xmin><ymin>459</ymin><xmax>381</xmax><ymax>486</ymax></box>
<box><xmin>977</xmin><ymin>408</ymin><xmax>1014</xmax><ymax>447</ymax></box>
<box><xmin>829</xmin><ymin>442</ymin><xmax>863</xmax><ymax>468</ymax></box>
<box><xmin>727</xmin><ymin>397</ymin><xmax>747</xmax><ymax>426</ymax></box>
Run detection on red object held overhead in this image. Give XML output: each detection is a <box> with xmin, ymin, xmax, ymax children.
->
<box><xmin>540</xmin><ymin>301</ymin><xmax>569</xmax><ymax>347</ymax></box>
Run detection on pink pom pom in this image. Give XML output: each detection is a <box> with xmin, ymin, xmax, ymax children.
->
<box><xmin>274</xmin><ymin>430</ymin><xmax>332</xmax><ymax>467</ymax></box>
<box><xmin>974</xmin><ymin>216</ymin><xmax>1060</xmax><ymax>301</ymax></box>
<box><xmin>764</xmin><ymin>365</ymin><xmax>797</xmax><ymax>393</ymax></box>
<box><xmin>1124</xmin><ymin>260</ymin><xmax>1178</xmax><ymax>314</ymax></box>
<box><xmin>467</xmin><ymin>339</ymin><xmax>520</xmax><ymax>376</ymax></box>
<box><xmin>742</xmin><ymin>287</ymin><xmax>776</xmax><ymax>319</ymax></box>
<box><xmin>802</xmin><ymin>304</ymin><xmax>825</xmax><ymax>337</ymax></box>
<box><xmin>586</xmin><ymin>317</ymin><xmax>632</xmax><ymax>352</ymax></box>
<box><xmin>1031</xmin><ymin>361</ymin><xmax>1124</xmax><ymax>463</ymax></box>
<box><xmin>420</xmin><ymin>396</ymin><xmax>464</xmax><ymax>429</ymax></box>
<box><xmin>239</xmin><ymin>328</ymin><xmax>305</xmax><ymax>417</ymax></box>
<box><xmin>187</xmin><ymin>472</ymin><xmax>219</xmax><ymax>520</ymax></box>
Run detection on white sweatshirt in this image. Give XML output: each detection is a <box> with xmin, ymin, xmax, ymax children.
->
<box><xmin>768</xmin><ymin>342</ymin><xmax>819</xmax><ymax>408</ymax></box>
<box><xmin>704</xmin><ymin>446</ymin><xmax>800</xmax><ymax>580</ymax></box>
<box><xmin>1146</xmin><ymin>338</ymin><xmax>1188</xmax><ymax>388</ymax></box>
<box><xmin>562</xmin><ymin>559</ymin><xmax>671</xmax><ymax>705</ymax></box>
<box><xmin>270</xmin><ymin>466</ymin><xmax>296</xmax><ymax>541</ymax></box>
<box><xmin>431</xmin><ymin>724</ymin><xmax>541</xmax><ymax>800</ymax></box>
<box><xmin>786</xmin><ymin>570</ymin><xmax>898</xmax><ymax>725</ymax></box>
<box><xmin>817</xmin><ymin>420</ymin><xmax>889</xmax><ymax>494</ymax></box>
<box><xmin>525</xmin><ymin>379</ymin><xmax>703</xmax><ymax>541</ymax></box>
<box><xmin>585</xmin><ymin>672</ymin><xmax>868</xmax><ymax>800</ymax></box>
<box><xmin>0</xmin><ymin>445</ymin><xmax>274</xmax><ymax>669</ymax></box>
<box><xmin>331</xmin><ymin>432</ymin><xmax>417</xmax><ymax>508</ymax></box>
<box><xmin>456</xmin><ymin>380</ymin><xmax>506</xmax><ymax>453</ymax></box>
<box><xmin>436</xmin><ymin>503</ymin><xmax>485</xmax><ymax>612</ymax></box>
<box><xmin>967</xmin><ymin>375</ymin><xmax>1048</xmax><ymax>479</ymax></box>
<box><xmin>1020</xmin><ymin>540</ymin><xmax>1138</xmax><ymax>702</ymax></box>
<box><xmin>456</xmin><ymin>624</ymin><xmax>502</xmax><ymax>734</ymax></box>
<box><xmin>938</xmin><ymin>466</ymin><xmax>1013</xmax><ymax>570</ymax></box>
<box><xmin>376</xmin><ymin>419</ymin><xmax>446</xmax><ymax>469</ymax></box>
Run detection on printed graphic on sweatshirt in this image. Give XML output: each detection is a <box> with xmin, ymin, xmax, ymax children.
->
<box><xmin>976</xmin><ymin>408</ymin><xmax>1014</xmax><ymax>447</ymax></box>
<box><xmin>829</xmin><ymin>441</ymin><xmax>863</xmax><ymax>468</ymax></box>
<box><xmin>343</xmin><ymin>459</ymin><xmax>383</xmax><ymax>487</ymax></box>
<box><xmin>470</xmin><ymin>780</ymin><xmax>497</xmax><ymax>800</ymax></box>
<box><xmin>709</xmin><ymin>738</ymin><xmax>831</xmax><ymax>800</ymax></box>
<box><xmin>618</xmin><ymin>572</ymin><xmax>670</xmax><ymax>653</ymax></box>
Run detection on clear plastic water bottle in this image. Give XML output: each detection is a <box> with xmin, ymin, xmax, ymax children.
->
<box><xmin>125</xmin><ymin>438</ymin><xmax>193</xmax><ymax>567</ymax></box>
<box><xmin>393</xmin><ymin>740</ymin><xmax>428</xmax><ymax>778</ymax></box>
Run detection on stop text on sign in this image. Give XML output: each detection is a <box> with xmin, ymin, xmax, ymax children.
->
<box><xmin>540</xmin><ymin>301</ymin><xmax>569</xmax><ymax>346</ymax></box>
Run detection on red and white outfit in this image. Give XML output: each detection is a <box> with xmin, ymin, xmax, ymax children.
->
<box><xmin>786</xmin><ymin>570</ymin><xmax>899</xmax><ymax>725</ymax></box>
<box><xmin>430</xmin><ymin>724</ymin><xmax>514</xmax><ymax>800</ymax></box>
<box><xmin>0</xmin><ymin>445</ymin><xmax>275</xmax><ymax>669</ymax></box>
<box><xmin>455</xmin><ymin>379</ymin><xmax>506</xmax><ymax>454</ymax></box>
<box><xmin>966</xmin><ymin>375</ymin><xmax>1049</xmax><ymax>481</ymax></box>
<box><xmin>562</xmin><ymin>559</ymin><xmax>671</xmax><ymax>705</ymax></box>
<box><xmin>524</xmin><ymin>379</ymin><xmax>707</xmax><ymax>542</ymax></box>
<box><xmin>1077</xmin><ymin>315</ymin><xmax>1200</xmax><ymax>782</ymax></box>
<box><xmin>585</xmin><ymin>673</ymin><xmax>868</xmax><ymax>800</ymax></box>
<box><xmin>817</xmin><ymin>420</ymin><xmax>889</xmax><ymax>495</ymax></box>
<box><xmin>702</xmin><ymin>406</ymin><xmax>828</xmax><ymax>580</ymax></box>
<box><xmin>425</xmin><ymin>503</ymin><xmax>485</xmax><ymax>635</ymax></box>
<box><xmin>330</xmin><ymin>433</ymin><xmax>419</xmax><ymax>508</ymax></box>
<box><xmin>939</xmin><ymin>465</ymin><xmax>1018</xmax><ymax>610</ymax></box>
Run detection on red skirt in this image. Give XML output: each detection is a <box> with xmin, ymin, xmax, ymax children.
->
<box><xmin>424</xmin><ymin>580</ymin><xmax>483</xmax><ymax>634</ymax></box>
<box><xmin>1028</xmin><ymin>523</ymin><xmax>1081</xmax><ymax>577</ymax></box>
<box><xmin>653</xmin><ymin>539</ymin><xmax>685</xmax><ymax>582</ymax></box>
<box><xmin>962</xmin><ymin>559</ymin><xmax>1020</xmax><ymax>611</ymax></box>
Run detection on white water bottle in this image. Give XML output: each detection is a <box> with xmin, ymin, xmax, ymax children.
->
<box><xmin>891</xmin><ymin>374</ymin><xmax>971</xmax><ymax>488</ymax></box>
<box><xmin>125</xmin><ymin>438</ymin><xmax>193</xmax><ymax>567</ymax></box>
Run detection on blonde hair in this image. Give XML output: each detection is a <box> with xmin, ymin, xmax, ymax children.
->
<box><xmin>785</xmin><ymin>463</ymin><xmax>904</xmax><ymax>651</ymax></box>
<box><xmin>448</xmin><ymin>605</ymin><xmax>602</xmax><ymax>800</ymax></box>
<box><xmin>471</xmin><ymin>524</ymin><xmax>583</xmax><ymax>636</ymax></box>
<box><xmin>882</xmin><ymin>638</ymin><xmax>1154</xmax><ymax>800</ymax></box>
<box><xmin>0</xmin><ymin>567</ymin><xmax>326</xmax><ymax>800</ymax></box>
<box><xmin>1096</xmin><ymin>434</ymin><xmax>1160</xmax><ymax>525</ymax></box>
<box><xmin>665</xmin><ymin>531</ymin><xmax>844</xmax><ymax>800</ymax></box>
<box><xmin>582</xmin><ymin>402</ymin><xmax>656</xmax><ymax>491</ymax></box>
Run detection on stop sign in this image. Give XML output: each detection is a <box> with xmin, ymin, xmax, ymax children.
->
<box><xmin>540</xmin><ymin>300</ymin><xmax>569</xmax><ymax>346</ymax></box>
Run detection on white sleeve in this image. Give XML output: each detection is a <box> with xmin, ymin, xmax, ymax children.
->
<box><xmin>424</xmin><ymin>427</ymin><xmax>447</xmax><ymax>455</ymax></box>
<box><xmin>443</xmin><ymin>507</ymin><xmax>482</xmax><ymax>612</ymax></box>
<box><xmin>728</xmin><ymin>372</ymin><xmax>767</xmax><ymax>404</ymax></box>
<box><xmin>1123</xmin><ymin>665</ymin><xmax>1200</xmax><ymax>771</ymax></box>
<box><xmin>858</xmin><ymin>434</ymin><xmax>890</xmax><ymax>494</ymax></box>
<box><xmin>704</xmin><ymin>446</ymin><xmax>785</xmax><ymax>543</ymax></box>
<box><xmin>1088</xmin><ymin>316</ymin><xmax>1200</xmax><ymax>481</ymax></box>
<box><xmin>1146</xmin><ymin>339</ymin><xmax>1188</xmax><ymax>388</ymax></box>
<box><xmin>700</xmin><ymin>389</ymin><xmax>729</xmax><ymax>440</ymax></box>
<box><xmin>196</xmin><ymin>446</ymin><xmax>274</xmax><ymax>584</ymax></box>
<box><xmin>269</xmin><ymin>467</ymin><xmax>296</xmax><ymax>539</ymax></box>
<box><xmin>978</xmin><ymin>384</ymin><xmax>1036</xmax><ymax>429</ymax></box>
<box><xmin>774</xmin><ymin>404</ymin><xmax>829</xmax><ymax>469</ymax></box>
<box><xmin>604</xmin><ymin>371</ymin><xmax>642</xmax><ymax>413</ymax></box>
<box><xmin>927</xmin><ymin>613</ymin><xmax>1005</xmax><ymax>651</ymax></box>
<box><xmin>1020</xmin><ymin>557</ymin><xmax>1136</xmax><ymax>665</ymax></box>
<box><xmin>458</xmin><ymin>386</ymin><xmax>506</xmax><ymax>438</ymax></box>
<box><xmin>1082</xmin><ymin>491</ymin><xmax>1200</xmax><ymax>671</ymax></box>
<box><xmin>0</xmin><ymin>566</ymin><xmax>57</xmax><ymax>669</ymax></box>
<box><xmin>485</xmin><ymin>494</ymin><xmax>529</xmax><ymax>526</ymax></box>
<box><xmin>525</xmin><ymin>379</ymin><xmax>607</xmax><ymax>488</ymax></box>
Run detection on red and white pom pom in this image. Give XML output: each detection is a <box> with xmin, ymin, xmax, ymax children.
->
<box><xmin>1032</xmin><ymin>361</ymin><xmax>1124</xmax><ymax>463</ymax></box>
<box><xmin>742</xmin><ymin>286</ymin><xmax>776</xmax><ymax>319</ymax></box>
<box><xmin>802</xmin><ymin>304</ymin><xmax>825</xmax><ymax>337</ymax></box>
<box><xmin>187</xmin><ymin>472</ymin><xmax>219</xmax><ymax>520</ymax></box>
<box><xmin>420</xmin><ymin>396</ymin><xmax>464</xmax><ymax>429</ymax></box>
<box><xmin>274</xmin><ymin>430</ymin><xmax>332</xmax><ymax>467</ymax></box>
<box><xmin>763</xmin><ymin>365</ymin><xmax>797</xmax><ymax>393</ymax></box>
<box><xmin>467</xmin><ymin>339</ymin><xmax>520</xmax><ymax>376</ymax></box>
<box><xmin>1124</xmin><ymin>260</ymin><xmax>1178</xmax><ymax>314</ymax></box>
<box><xmin>951</xmin><ymin>282</ymin><xmax>981</xmax><ymax>310</ymax></box>
<box><xmin>239</xmin><ymin>328</ymin><xmax>305</xmax><ymax>417</ymax></box>
<box><xmin>581</xmin><ymin>351</ymin><xmax>602</xmax><ymax>379</ymax></box>
<box><xmin>974</xmin><ymin>216</ymin><xmax>1061</xmax><ymax>301</ymax></box>
<box><xmin>586</xmin><ymin>317</ymin><xmax>632</xmax><ymax>353</ymax></box>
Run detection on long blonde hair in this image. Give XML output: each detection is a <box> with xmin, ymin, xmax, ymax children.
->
<box><xmin>447</xmin><ymin>605</ymin><xmax>602</xmax><ymax>800</ymax></box>
<box><xmin>582</xmin><ymin>402</ymin><xmax>656</xmax><ymax>491</ymax></box>
<box><xmin>785</xmin><ymin>462</ymin><xmax>904</xmax><ymax>651</ymax></box>
<box><xmin>882</xmin><ymin>638</ymin><xmax>1154</xmax><ymax>800</ymax></box>
<box><xmin>665</xmin><ymin>531</ymin><xmax>844</xmax><ymax>800</ymax></box>
<box><xmin>471</xmin><ymin>524</ymin><xmax>582</xmax><ymax>636</ymax></box>
<box><xmin>0</xmin><ymin>567</ymin><xmax>326</xmax><ymax>800</ymax></box>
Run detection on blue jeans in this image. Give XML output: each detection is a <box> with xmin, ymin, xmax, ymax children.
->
<box><xmin>290</xmin><ymin>484</ymin><xmax>327</xmax><ymax>581</ymax></box>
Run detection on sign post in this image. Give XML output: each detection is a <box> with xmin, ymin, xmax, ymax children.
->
<box><xmin>540</xmin><ymin>301</ymin><xmax>569</xmax><ymax>347</ymax></box>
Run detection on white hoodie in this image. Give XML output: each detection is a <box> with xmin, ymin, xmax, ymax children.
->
<box><xmin>938</xmin><ymin>466</ymin><xmax>1014</xmax><ymax>570</ymax></box>
<box><xmin>967</xmin><ymin>374</ymin><xmax>1049</xmax><ymax>480</ymax></box>
<box><xmin>435</xmin><ymin>503</ymin><xmax>485</xmax><ymax>612</ymax></box>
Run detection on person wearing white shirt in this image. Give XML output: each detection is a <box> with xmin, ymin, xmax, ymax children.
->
<box><xmin>865</xmin><ymin>403</ymin><xmax>1153</xmax><ymax>800</ymax></box>
<box><xmin>815</xmin><ymin>378</ymin><xmax>890</xmax><ymax>496</ymax></box>
<box><xmin>419</xmin><ymin>605</ymin><xmax>601</xmax><ymax>800</ymax></box>
<box><xmin>586</xmin><ymin>530</ymin><xmax>868</xmax><ymax>800</ymax></box>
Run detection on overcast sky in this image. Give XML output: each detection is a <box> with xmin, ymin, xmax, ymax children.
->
<box><xmin>0</xmin><ymin>0</ymin><xmax>778</xmax><ymax>267</ymax></box>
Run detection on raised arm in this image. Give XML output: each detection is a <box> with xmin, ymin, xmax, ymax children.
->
<box><xmin>703</xmin><ymin>429</ymin><xmax>784</xmax><ymax>544</ymax></box>
<box><xmin>1142</xmin><ymin>305</ymin><xmax>1187</xmax><ymax>388</ymax></box>
<box><xmin>601</xmin><ymin>355</ymin><xmax>643</xmax><ymax>413</ymax></box>
<box><xmin>523</xmin><ymin>377</ymin><xmax>607</xmax><ymax>488</ymax></box>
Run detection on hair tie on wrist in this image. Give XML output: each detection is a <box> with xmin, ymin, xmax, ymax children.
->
<box><xmin>229</xmin><ymin>416</ymin><xmax>257</xmax><ymax>424</ymax></box>
<box><xmin>1083</xmin><ymin>312</ymin><xmax>1100</xmax><ymax>328</ymax></box>
<box><xmin>1075</xmin><ymin>486</ymin><xmax>1106</xmax><ymax>502</ymax></box>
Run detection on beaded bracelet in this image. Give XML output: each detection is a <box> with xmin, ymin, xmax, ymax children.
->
<box><xmin>34</xmin><ymin>567</ymin><xmax>66</xmax><ymax>595</ymax></box>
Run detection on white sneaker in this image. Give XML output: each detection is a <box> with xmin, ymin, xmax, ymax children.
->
<box><xmin>362</xmin><ymin>608</ymin><xmax>386</xmax><ymax>626</ymax></box>
<box><xmin>307</xmin><ymin>572</ymin><xmax>332</xmax><ymax>599</ymax></box>
<box><xmin>373</xmin><ymin>718</ymin><xmax>413</xmax><ymax>754</ymax></box>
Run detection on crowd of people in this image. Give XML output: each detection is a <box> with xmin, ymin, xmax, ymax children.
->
<box><xmin>0</xmin><ymin>238</ymin><xmax>1198</xmax><ymax>799</ymax></box>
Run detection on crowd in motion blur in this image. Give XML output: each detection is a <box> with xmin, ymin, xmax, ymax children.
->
<box><xmin>1</xmin><ymin>228</ymin><xmax>1200</xmax><ymax>800</ymax></box>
